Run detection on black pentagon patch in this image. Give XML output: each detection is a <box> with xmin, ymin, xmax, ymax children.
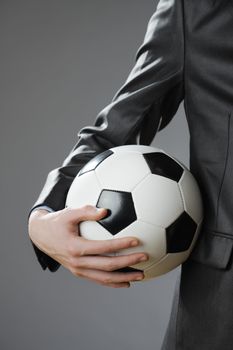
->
<box><xmin>96</xmin><ymin>189</ymin><xmax>137</xmax><ymax>235</ymax></box>
<box><xmin>78</xmin><ymin>149</ymin><xmax>113</xmax><ymax>176</ymax></box>
<box><xmin>166</xmin><ymin>211</ymin><xmax>197</xmax><ymax>253</ymax></box>
<box><xmin>143</xmin><ymin>152</ymin><xmax>183</xmax><ymax>182</ymax></box>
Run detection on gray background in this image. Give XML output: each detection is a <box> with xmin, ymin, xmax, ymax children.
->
<box><xmin>0</xmin><ymin>1</ymin><xmax>190</xmax><ymax>349</ymax></box>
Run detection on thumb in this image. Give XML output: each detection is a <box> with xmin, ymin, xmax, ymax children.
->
<box><xmin>63</xmin><ymin>205</ymin><xmax>108</xmax><ymax>223</ymax></box>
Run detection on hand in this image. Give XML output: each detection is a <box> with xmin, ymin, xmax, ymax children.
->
<box><xmin>28</xmin><ymin>205</ymin><xmax>149</xmax><ymax>288</ymax></box>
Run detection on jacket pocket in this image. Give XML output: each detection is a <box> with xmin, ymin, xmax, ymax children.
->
<box><xmin>188</xmin><ymin>227</ymin><xmax>233</xmax><ymax>270</ymax></box>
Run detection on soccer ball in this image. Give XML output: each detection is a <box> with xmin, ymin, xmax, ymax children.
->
<box><xmin>65</xmin><ymin>145</ymin><xmax>204</xmax><ymax>281</ymax></box>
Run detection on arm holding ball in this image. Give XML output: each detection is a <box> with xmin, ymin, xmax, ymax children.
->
<box><xmin>28</xmin><ymin>0</ymin><xmax>184</xmax><ymax>287</ymax></box>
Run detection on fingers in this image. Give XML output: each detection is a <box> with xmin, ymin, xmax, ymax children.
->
<box><xmin>70</xmin><ymin>252</ymin><xmax>148</xmax><ymax>272</ymax></box>
<box><xmin>71</xmin><ymin>267</ymin><xmax>144</xmax><ymax>285</ymax></box>
<box><xmin>63</xmin><ymin>205</ymin><xmax>142</xmax><ymax>256</ymax></box>
<box><xmin>99</xmin><ymin>282</ymin><xmax>131</xmax><ymax>288</ymax></box>
<box><xmin>63</xmin><ymin>205</ymin><xmax>108</xmax><ymax>224</ymax></box>
<box><xmin>69</xmin><ymin>235</ymin><xmax>141</xmax><ymax>257</ymax></box>
<box><xmin>62</xmin><ymin>205</ymin><xmax>147</xmax><ymax>288</ymax></box>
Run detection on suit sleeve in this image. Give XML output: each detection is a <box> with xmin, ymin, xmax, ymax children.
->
<box><xmin>28</xmin><ymin>0</ymin><xmax>184</xmax><ymax>272</ymax></box>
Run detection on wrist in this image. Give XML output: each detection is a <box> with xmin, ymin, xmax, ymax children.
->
<box><xmin>28</xmin><ymin>205</ymin><xmax>54</xmax><ymax>221</ymax></box>
<box><xmin>30</xmin><ymin>208</ymin><xmax>51</xmax><ymax>219</ymax></box>
<box><xmin>28</xmin><ymin>209</ymin><xmax>51</xmax><ymax>236</ymax></box>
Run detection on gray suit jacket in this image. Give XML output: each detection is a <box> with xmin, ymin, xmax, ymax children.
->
<box><xmin>28</xmin><ymin>0</ymin><xmax>233</xmax><ymax>273</ymax></box>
